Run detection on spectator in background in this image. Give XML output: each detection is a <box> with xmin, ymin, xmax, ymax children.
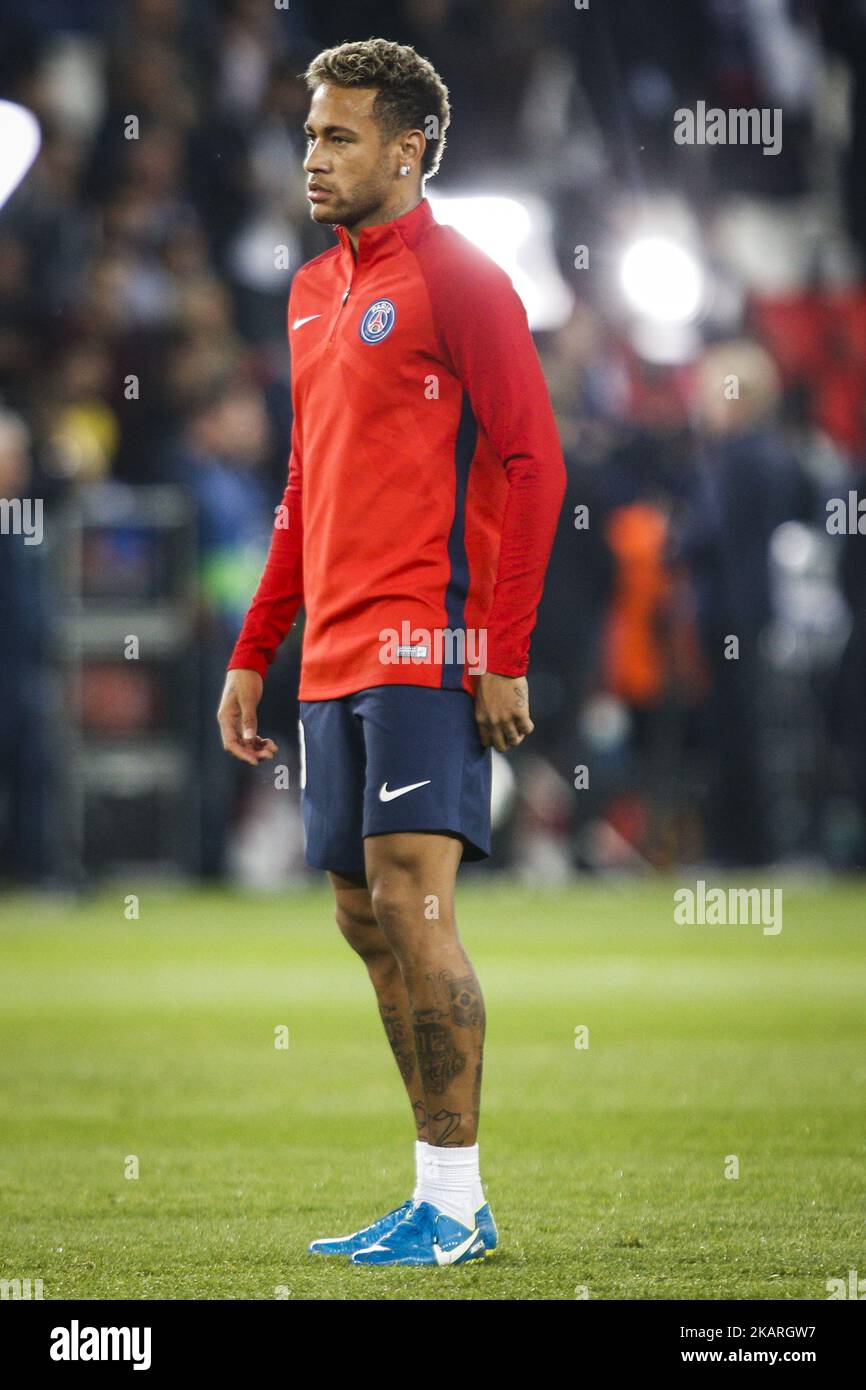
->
<box><xmin>223</xmin><ymin>59</ymin><xmax>319</xmax><ymax>344</ymax></box>
<box><xmin>167</xmin><ymin>376</ymin><xmax>274</xmax><ymax>877</ymax></box>
<box><xmin>678</xmin><ymin>340</ymin><xmax>813</xmax><ymax>866</ymax></box>
<box><xmin>0</xmin><ymin>233</ymin><xmax>39</xmax><ymax>413</ymax></box>
<box><xmin>41</xmin><ymin>340</ymin><xmax>119</xmax><ymax>485</ymax></box>
<box><xmin>0</xmin><ymin>410</ymin><xmax>50</xmax><ymax>884</ymax></box>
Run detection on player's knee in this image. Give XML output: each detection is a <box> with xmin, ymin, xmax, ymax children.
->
<box><xmin>368</xmin><ymin>876</ymin><xmax>406</xmax><ymax>930</ymax></box>
<box><xmin>334</xmin><ymin>902</ymin><xmax>393</xmax><ymax>968</ymax></box>
<box><xmin>368</xmin><ymin>877</ymin><xmax>434</xmax><ymax>962</ymax></box>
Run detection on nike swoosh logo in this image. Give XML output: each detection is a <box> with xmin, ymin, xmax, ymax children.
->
<box><xmin>378</xmin><ymin>780</ymin><xmax>431</xmax><ymax>802</ymax></box>
<box><xmin>434</xmin><ymin>1227</ymin><xmax>481</xmax><ymax>1266</ymax></box>
<box><xmin>292</xmin><ymin>314</ymin><xmax>321</xmax><ymax>330</ymax></box>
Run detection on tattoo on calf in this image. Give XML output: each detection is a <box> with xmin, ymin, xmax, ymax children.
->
<box><xmin>428</xmin><ymin>970</ymin><xmax>485</xmax><ymax>1029</ymax></box>
<box><xmin>378</xmin><ymin>1002</ymin><xmax>416</xmax><ymax>1085</ymax></box>
<box><xmin>412</xmin><ymin>1007</ymin><xmax>467</xmax><ymax>1094</ymax></box>
<box><xmin>430</xmin><ymin>1107</ymin><xmax>462</xmax><ymax>1145</ymax></box>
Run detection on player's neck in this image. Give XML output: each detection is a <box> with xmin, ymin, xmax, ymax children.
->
<box><xmin>343</xmin><ymin>192</ymin><xmax>423</xmax><ymax>258</ymax></box>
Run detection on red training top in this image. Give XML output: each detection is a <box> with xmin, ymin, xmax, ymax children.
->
<box><xmin>228</xmin><ymin>197</ymin><xmax>566</xmax><ymax>701</ymax></box>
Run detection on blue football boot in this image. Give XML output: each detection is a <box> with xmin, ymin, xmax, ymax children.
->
<box><xmin>310</xmin><ymin>1198</ymin><xmax>497</xmax><ymax>1258</ymax></box>
<box><xmin>308</xmin><ymin>1200</ymin><xmax>412</xmax><ymax>1256</ymax></box>
<box><xmin>351</xmin><ymin>1200</ymin><xmax>487</xmax><ymax>1267</ymax></box>
<box><xmin>476</xmin><ymin>1201</ymin><xmax>498</xmax><ymax>1253</ymax></box>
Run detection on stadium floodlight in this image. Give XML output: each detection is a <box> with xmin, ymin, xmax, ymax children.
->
<box><xmin>0</xmin><ymin>101</ymin><xmax>41</xmax><ymax>211</ymax></box>
<box><xmin>619</xmin><ymin>236</ymin><xmax>704</xmax><ymax>326</ymax></box>
<box><xmin>429</xmin><ymin>192</ymin><xmax>573</xmax><ymax>332</ymax></box>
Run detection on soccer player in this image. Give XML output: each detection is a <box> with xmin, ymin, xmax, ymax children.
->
<box><xmin>217</xmin><ymin>38</ymin><xmax>565</xmax><ymax>1267</ymax></box>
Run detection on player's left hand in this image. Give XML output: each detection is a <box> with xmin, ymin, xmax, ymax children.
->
<box><xmin>474</xmin><ymin>672</ymin><xmax>534</xmax><ymax>752</ymax></box>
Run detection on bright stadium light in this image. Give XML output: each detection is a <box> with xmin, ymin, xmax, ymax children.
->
<box><xmin>619</xmin><ymin>236</ymin><xmax>704</xmax><ymax>325</ymax></box>
<box><xmin>428</xmin><ymin>192</ymin><xmax>573</xmax><ymax>331</ymax></box>
<box><xmin>0</xmin><ymin>101</ymin><xmax>41</xmax><ymax>211</ymax></box>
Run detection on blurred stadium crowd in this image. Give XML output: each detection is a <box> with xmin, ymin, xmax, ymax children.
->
<box><xmin>1</xmin><ymin>0</ymin><xmax>866</xmax><ymax>887</ymax></box>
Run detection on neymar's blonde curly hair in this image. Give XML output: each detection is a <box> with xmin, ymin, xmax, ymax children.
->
<box><xmin>305</xmin><ymin>37</ymin><xmax>451</xmax><ymax>179</ymax></box>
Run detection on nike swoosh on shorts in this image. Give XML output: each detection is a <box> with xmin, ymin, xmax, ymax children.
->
<box><xmin>378</xmin><ymin>780</ymin><xmax>432</xmax><ymax>802</ymax></box>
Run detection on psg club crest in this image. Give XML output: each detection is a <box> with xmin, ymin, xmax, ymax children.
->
<box><xmin>359</xmin><ymin>298</ymin><xmax>397</xmax><ymax>344</ymax></box>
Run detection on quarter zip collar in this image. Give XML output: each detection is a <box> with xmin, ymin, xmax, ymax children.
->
<box><xmin>334</xmin><ymin>197</ymin><xmax>435</xmax><ymax>272</ymax></box>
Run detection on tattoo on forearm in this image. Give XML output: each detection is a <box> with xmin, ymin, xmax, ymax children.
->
<box><xmin>378</xmin><ymin>1002</ymin><xmax>416</xmax><ymax>1085</ymax></box>
<box><xmin>412</xmin><ymin>1007</ymin><xmax>467</xmax><ymax>1094</ymax></box>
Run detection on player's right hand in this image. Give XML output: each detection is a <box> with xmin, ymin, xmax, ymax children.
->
<box><xmin>217</xmin><ymin>669</ymin><xmax>278</xmax><ymax>766</ymax></box>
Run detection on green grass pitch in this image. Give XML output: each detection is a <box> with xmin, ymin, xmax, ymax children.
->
<box><xmin>0</xmin><ymin>879</ymin><xmax>863</xmax><ymax>1300</ymax></box>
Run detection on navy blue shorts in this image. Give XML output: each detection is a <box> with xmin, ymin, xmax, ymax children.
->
<box><xmin>298</xmin><ymin>685</ymin><xmax>492</xmax><ymax>875</ymax></box>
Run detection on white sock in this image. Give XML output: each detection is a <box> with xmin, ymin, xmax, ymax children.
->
<box><xmin>413</xmin><ymin>1139</ymin><xmax>429</xmax><ymax>1203</ymax></box>
<box><xmin>416</xmin><ymin>1143</ymin><xmax>484</xmax><ymax>1230</ymax></box>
